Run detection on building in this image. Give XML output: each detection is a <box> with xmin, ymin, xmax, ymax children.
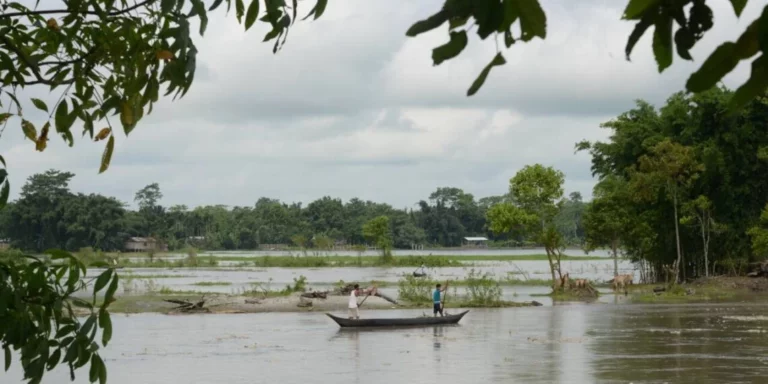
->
<box><xmin>124</xmin><ymin>237</ymin><xmax>168</xmax><ymax>252</ymax></box>
<box><xmin>463</xmin><ymin>236</ymin><xmax>489</xmax><ymax>248</ymax></box>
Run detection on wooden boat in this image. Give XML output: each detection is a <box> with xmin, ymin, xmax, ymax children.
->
<box><xmin>326</xmin><ymin>310</ymin><xmax>469</xmax><ymax>328</ymax></box>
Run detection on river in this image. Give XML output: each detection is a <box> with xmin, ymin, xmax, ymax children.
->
<box><xmin>7</xmin><ymin>302</ymin><xmax>768</xmax><ymax>383</ymax></box>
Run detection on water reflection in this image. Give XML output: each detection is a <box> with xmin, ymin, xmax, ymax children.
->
<box><xmin>7</xmin><ymin>304</ymin><xmax>768</xmax><ymax>384</ymax></box>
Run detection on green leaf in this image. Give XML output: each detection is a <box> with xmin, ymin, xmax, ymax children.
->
<box><xmin>730</xmin><ymin>0</ymin><xmax>748</xmax><ymax>17</ymax></box>
<box><xmin>674</xmin><ymin>28</ymin><xmax>695</xmax><ymax>60</ymax></box>
<box><xmin>47</xmin><ymin>348</ymin><xmax>61</xmax><ymax>370</ymax></box>
<box><xmin>99</xmin><ymin>310</ymin><xmax>112</xmax><ymax>347</ymax></box>
<box><xmin>89</xmin><ymin>355</ymin><xmax>98</xmax><ymax>382</ymax></box>
<box><xmin>71</xmin><ymin>298</ymin><xmax>93</xmax><ymax>309</ymax></box>
<box><xmin>236</xmin><ymin>0</ymin><xmax>245</xmax><ymax>22</ymax></box>
<box><xmin>405</xmin><ymin>10</ymin><xmax>448</xmax><ymax>37</ymax></box>
<box><xmin>46</xmin><ymin>249</ymin><xmax>76</xmax><ymax>260</ymax></box>
<box><xmin>0</xmin><ymin>154</ymin><xmax>5</xmax><ymax>167</ymax></box>
<box><xmin>504</xmin><ymin>29</ymin><xmax>515</xmax><ymax>47</ymax></box>
<box><xmin>4</xmin><ymin>344</ymin><xmax>10</xmax><ymax>371</ymax></box>
<box><xmin>191</xmin><ymin>0</ymin><xmax>208</xmax><ymax>35</ymax></box>
<box><xmin>96</xmin><ymin>354</ymin><xmax>107</xmax><ymax>384</ymax></box>
<box><xmin>432</xmin><ymin>31</ymin><xmax>468</xmax><ymax>66</ymax></box>
<box><xmin>208</xmin><ymin>0</ymin><xmax>224</xmax><ymax>11</ymax></box>
<box><xmin>625</xmin><ymin>15</ymin><xmax>654</xmax><ymax>59</ymax></box>
<box><xmin>0</xmin><ymin>181</ymin><xmax>7</xmax><ymax>209</ymax></box>
<box><xmin>104</xmin><ymin>274</ymin><xmax>119</xmax><ymax>307</ymax></box>
<box><xmin>54</xmin><ymin>100</ymin><xmax>74</xmax><ymax>134</ymax></box>
<box><xmin>0</xmin><ymin>113</ymin><xmax>11</xmax><ymax>126</ymax></box>
<box><xmin>517</xmin><ymin>0</ymin><xmax>547</xmax><ymax>41</ymax></box>
<box><xmin>98</xmin><ymin>136</ymin><xmax>114</xmax><ymax>174</ymax></box>
<box><xmin>313</xmin><ymin>0</ymin><xmax>327</xmax><ymax>19</ymax></box>
<box><xmin>502</xmin><ymin>0</ymin><xmax>520</xmax><ymax>30</ymax></box>
<box><xmin>686</xmin><ymin>42</ymin><xmax>740</xmax><ymax>92</ymax></box>
<box><xmin>93</xmin><ymin>270</ymin><xmax>113</xmax><ymax>294</ymax></box>
<box><xmin>21</xmin><ymin>119</ymin><xmax>36</xmax><ymax>141</ymax></box>
<box><xmin>120</xmin><ymin>100</ymin><xmax>135</xmax><ymax>135</ymax></box>
<box><xmin>31</xmin><ymin>98</ymin><xmax>48</xmax><ymax>112</ymax></box>
<box><xmin>161</xmin><ymin>0</ymin><xmax>175</xmax><ymax>13</ymax></box>
<box><xmin>758</xmin><ymin>8</ymin><xmax>768</xmax><ymax>55</ymax></box>
<box><xmin>652</xmin><ymin>12</ymin><xmax>673</xmax><ymax>72</ymax></box>
<box><xmin>623</xmin><ymin>0</ymin><xmax>660</xmax><ymax>20</ymax></box>
<box><xmin>245</xmin><ymin>0</ymin><xmax>260</xmax><ymax>30</ymax></box>
<box><xmin>80</xmin><ymin>315</ymin><xmax>97</xmax><ymax>337</ymax></box>
<box><xmin>730</xmin><ymin>55</ymin><xmax>768</xmax><ymax>110</ymax></box>
<box><xmin>467</xmin><ymin>53</ymin><xmax>506</xmax><ymax>96</ymax></box>
<box><xmin>0</xmin><ymin>169</ymin><xmax>6</xmax><ymax>184</ymax></box>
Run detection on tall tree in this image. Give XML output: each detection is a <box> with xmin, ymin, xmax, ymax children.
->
<box><xmin>583</xmin><ymin>177</ymin><xmax>631</xmax><ymax>276</ymax></box>
<box><xmin>488</xmin><ymin>164</ymin><xmax>565</xmax><ymax>288</ymax></box>
<box><xmin>630</xmin><ymin>139</ymin><xmax>703</xmax><ymax>282</ymax></box>
<box><xmin>362</xmin><ymin>215</ymin><xmax>393</xmax><ymax>262</ymax></box>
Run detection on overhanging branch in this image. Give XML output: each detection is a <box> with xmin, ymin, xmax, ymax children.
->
<box><xmin>0</xmin><ymin>0</ymin><xmax>157</xmax><ymax>19</ymax></box>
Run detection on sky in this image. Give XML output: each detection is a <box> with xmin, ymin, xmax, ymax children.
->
<box><xmin>0</xmin><ymin>0</ymin><xmax>759</xmax><ymax>209</ymax></box>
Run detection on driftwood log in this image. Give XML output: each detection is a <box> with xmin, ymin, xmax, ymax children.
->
<box><xmin>301</xmin><ymin>291</ymin><xmax>328</xmax><ymax>299</ymax></box>
<box><xmin>164</xmin><ymin>297</ymin><xmax>210</xmax><ymax>313</ymax></box>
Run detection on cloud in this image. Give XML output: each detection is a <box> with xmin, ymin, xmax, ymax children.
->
<box><xmin>0</xmin><ymin>0</ymin><xmax>761</xmax><ymax>209</ymax></box>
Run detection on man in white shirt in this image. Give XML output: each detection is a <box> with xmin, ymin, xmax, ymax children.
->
<box><xmin>348</xmin><ymin>284</ymin><xmax>376</xmax><ymax>319</ymax></box>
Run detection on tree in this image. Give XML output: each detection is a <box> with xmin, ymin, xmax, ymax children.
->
<box><xmin>680</xmin><ymin>195</ymin><xmax>724</xmax><ymax>277</ymax></box>
<box><xmin>1</xmin><ymin>250</ymin><xmax>119</xmax><ymax>384</ymax></box>
<box><xmin>748</xmin><ymin>203</ymin><xmax>768</xmax><ymax>259</ymax></box>
<box><xmin>487</xmin><ymin>164</ymin><xmax>565</xmax><ymax>289</ymax></box>
<box><xmin>630</xmin><ymin>139</ymin><xmax>703</xmax><ymax>282</ymax></box>
<box><xmin>362</xmin><ymin>215</ymin><xmax>393</xmax><ymax>262</ymax></box>
<box><xmin>583</xmin><ymin>176</ymin><xmax>631</xmax><ymax>276</ymax></box>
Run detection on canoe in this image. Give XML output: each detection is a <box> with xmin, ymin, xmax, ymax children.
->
<box><xmin>326</xmin><ymin>310</ymin><xmax>469</xmax><ymax>328</ymax></box>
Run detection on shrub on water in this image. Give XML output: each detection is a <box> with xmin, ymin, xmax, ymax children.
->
<box><xmin>397</xmin><ymin>274</ymin><xmax>436</xmax><ymax>304</ymax></box>
<box><xmin>465</xmin><ymin>269</ymin><xmax>502</xmax><ymax>305</ymax></box>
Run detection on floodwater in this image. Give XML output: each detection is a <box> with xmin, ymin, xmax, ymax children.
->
<box><xmin>8</xmin><ymin>302</ymin><xmax>768</xmax><ymax>383</ymax></box>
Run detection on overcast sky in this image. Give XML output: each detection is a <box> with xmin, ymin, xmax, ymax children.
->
<box><xmin>0</xmin><ymin>0</ymin><xmax>758</xmax><ymax>209</ymax></box>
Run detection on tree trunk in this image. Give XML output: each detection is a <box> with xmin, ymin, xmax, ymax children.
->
<box><xmin>672</xmin><ymin>189</ymin><xmax>682</xmax><ymax>283</ymax></box>
<box><xmin>611</xmin><ymin>238</ymin><xmax>619</xmax><ymax>277</ymax></box>
<box><xmin>546</xmin><ymin>248</ymin><xmax>557</xmax><ymax>291</ymax></box>
<box><xmin>700</xmin><ymin>215</ymin><xmax>708</xmax><ymax>278</ymax></box>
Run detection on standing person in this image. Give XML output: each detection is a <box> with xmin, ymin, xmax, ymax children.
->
<box><xmin>432</xmin><ymin>282</ymin><xmax>448</xmax><ymax>317</ymax></box>
<box><xmin>348</xmin><ymin>284</ymin><xmax>361</xmax><ymax>319</ymax></box>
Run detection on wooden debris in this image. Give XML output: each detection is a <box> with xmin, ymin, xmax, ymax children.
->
<box><xmin>301</xmin><ymin>291</ymin><xmax>328</xmax><ymax>299</ymax></box>
<box><xmin>245</xmin><ymin>298</ymin><xmax>263</xmax><ymax>304</ymax></box>
<box><xmin>163</xmin><ymin>296</ymin><xmax>210</xmax><ymax>313</ymax></box>
<box><xmin>297</xmin><ymin>297</ymin><xmax>313</xmax><ymax>308</ymax></box>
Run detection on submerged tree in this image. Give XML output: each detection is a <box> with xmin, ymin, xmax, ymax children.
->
<box><xmin>488</xmin><ymin>164</ymin><xmax>565</xmax><ymax>289</ymax></box>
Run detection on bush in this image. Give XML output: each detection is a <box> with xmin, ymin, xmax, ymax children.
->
<box><xmin>397</xmin><ymin>274</ymin><xmax>436</xmax><ymax>304</ymax></box>
<box><xmin>465</xmin><ymin>269</ymin><xmax>502</xmax><ymax>305</ymax></box>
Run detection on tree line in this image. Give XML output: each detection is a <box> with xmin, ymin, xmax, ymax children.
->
<box><xmin>0</xmin><ymin>172</ymin><xmax>587</xmax><ymax>252</ymax></box>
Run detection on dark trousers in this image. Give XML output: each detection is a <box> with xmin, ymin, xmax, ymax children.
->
<box><xmin>433</xmin><ymin>302</ymin><xmax>443</xmax><ymax>316</ymax></box>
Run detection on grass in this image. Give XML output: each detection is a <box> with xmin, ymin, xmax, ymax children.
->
<box><xmin>191</xmin><ymin>281</ymin><xmax>232</xmax><ymax>286</ymax></box>
<box><xmin>121</xmin><ymin>274</ymin><xmax>194</xmax><ymax>279</ymax></box>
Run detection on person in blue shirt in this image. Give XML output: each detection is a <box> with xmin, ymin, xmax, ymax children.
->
<box><xmin>432</xmin><ymin>282</ymin><xmax>448</xmax><ymax>317</ymax></box>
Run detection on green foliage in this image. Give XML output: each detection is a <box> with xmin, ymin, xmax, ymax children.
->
<box><xmin>747</xmin><ymin>203</ymin><xmax>768</xmax><ymax>259</ymax></box>
<box><xmin>0</xmin><ymin>249</ymin><xmax>118</xmax><ymax>384</ymax></box>
<box><xmin>578</xmin><ymin>87</ymin><xmax>768</xmax><ymax>281</ymax></box>
<box><xmin>583</xmin><ymin>176</ymin><xmax>632</xmax><ymax>274</ymax></box>
<box><xmin>362</xmin><ymin>215</ymin><xmax>393</xmax><ymax>261</ymax></box>
<box><xmin>397</xmin><ymin>274</ymin><xmax>436</xmax><ymax>304</ymax></box>
<box><xmin>464</xmin><ymin>269</ymin><xmax>503</xmax><ymax>305</ymax></box>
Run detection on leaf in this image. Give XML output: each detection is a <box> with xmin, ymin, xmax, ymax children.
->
<box><xmin>245</xmin><ymin>0</ymin><xmax>260</xmax><ymax>30</ymax></box>
<box><xmin>80</xmin><ymin>314</ymin><xmax>97</xmax><ymax>337</ymax></box>
<box><xmin>120</xmin><ymin>101</ymin><xmax>135</xmax><ymax>135</ymax></box>
<box><xmin>191</xmin><ymin>0</ymin><xmax>208</xmax><ymax>35</ymax></box>
<box><xmin>652</xmin><ymin>12</ymin><xmax>673</xmax><ymax>72</ymax></box>
<box><xmin>236</xmin><ymin>0</ymin><xmax>245</xmax><ymax>23</ymax></box>
<box><xmin>730</xmin><ymin>55</ymin><xmax>768</xmax><ymax>110</ymax></box>
<box><xmin>21</xmin><ymin>119</ymin><xmax>36</xmax><ymax>141</ymax></box>
<box><xmin>97</xmin><ymin>355</ymin><xmax>107</xmax><ymax>384</ymax></box>
<box><xmin>99</xmin><ymin>310</ymin><xmax>112</xmax><ymax>347</ymax></box>
<box><xmin>467</xmin><ymin>53</ymin><xmax>506</xmax><ymax>96</ymax></box>
<box><xmin>208</xmin><ymin>0</ymin><xmax>224</xmax><ymax>11</ymax></box>
<box><xmin>313</xmin><ymin>0</ymin><xmax>327</xmax><ymax>20</ymax></box>
<box><xmin>71</xmin><ymin>298</ymin><xmax>93</xmax><ymax>309</ymax></box>
<box><xmin>686</xmin><ymin>42</ymin><xmax>740</xmax><ymax>92</ymax></box>
<box><xmin>104</xmin><ymin>274</ymin><xmax>119</xmax><ymax>308</ymax></box>
<box><xmin>161</xmin><ymin>0</ymin><xmax>175</xmax><ymax>13</ymax></box>
<box><xmin>36</xmin><ymin>122</ymin><xmax>50</xmax><ymax>152</ymax></box>
<box><xmin>47</xmin><ymin>348</ymin><xmax>61</xmax><ymax>370</ymax></box>
<box><xmin>432</xmin><ymin>31</ymin><xmax>468</xmax><ymax>66</ymax></box>
<box><xmin>99</xmin><ymin>136</ymin><xmax>115</xmax><ymax>174</ymax></box>
<box><xmin>623</xmin><ymin>0</ymin><xmax>660</xmax><ymax>20</ymax></box>
<box><xmin>89</xmin><ymin>354</ymin><xmax>98</xmax><ymax>383</ymax></box>
<box><xmin>730</xmin><ymin>0</ymin><xmax>748</xmax><ymax>17</ymax></box>
<box><xmin>405</xmin><ymin>10</ymin><xmax>448</xmax><ymax>37</ymax></box>
<box><xmin>504</xmin><ymin>29</ymin><xmax>515</xmax><ymax>47</ymax></box>
<box><xmin>93</xmin><ymin>270</ymin><xmax>113</xmax><ymax>294</ymax></box>
<box><xmin>0</xmin><ymin>181</ymin><xmax>9</xmax><ymax>209</ymax></box>
<box><xmin>517</xmin><ymin>0</ymin><xmax>547</xmax><ymax>41</ymax></box>
<box><xmin>674</xmin><ymin>28</ymin><xmax>695</xmax><ymax>61</ymax></box>
<box><xmin>94</xmin><ymin>128</ymin><xmax>111</xmax><ymax>142</ymax></box>
<box><xmin>31</xmin><ymin>98</ymin><xmax>48</xmax><ymax>112</ymax></box>
<box><xmin>46</xmin><ymin>249</ymin><xmax>76</xmax><ymax>260</ymax></box>
<box><xmin>0</xmin><ymin>113</ymin><xmax>10</xmax><ymax>125</ymax></box>
<box><xmin>4</xmin><ymin>344</ymin><xmax>9</xmax><ymax>371</ymax></box>
<box><xmin>0</xmin><ymin>169</ymin><xmax>5</xmax><ymax>185</ymax></box>
<box><xmin>54</xmin><ymin>100</ymin><xmax>71</xmax><ymax>134</ymax></box>
<box><xmin>625</xmin><ymin>15</ymin><xmax>654</xmax><ymax>60</ymax></box>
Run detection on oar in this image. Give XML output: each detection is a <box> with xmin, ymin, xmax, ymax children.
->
<box><xmin>357</xmin><ymin>285</ymin><xmax>377</xmax><ymax>308</ymax></box>
<box><xmin>441</xmin><ymin>280</ymin><xmax>450</xmax><ymax>315</ymax></box>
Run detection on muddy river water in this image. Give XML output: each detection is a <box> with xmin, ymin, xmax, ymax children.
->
<box><xmin>8</xmin><ymin>302</ymin><xmax>768</xmax><ymax>384</ymax></box>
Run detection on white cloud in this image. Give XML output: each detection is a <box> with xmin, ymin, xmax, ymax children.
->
<box><xmin>0</xmin><ymin>0</ymin><xmax>762</xmax><ymax>208</ymax></box>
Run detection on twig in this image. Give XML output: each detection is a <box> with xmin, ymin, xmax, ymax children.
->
<box><xmin>0</xmin><ymin>0</ymin><xmax>157</xmax><ymax>19</ymax></box>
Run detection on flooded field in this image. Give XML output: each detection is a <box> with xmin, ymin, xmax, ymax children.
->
<box><xmin>8</xmin><ymin>303</ymin><xmax>768</xmax><ymax>383</ymax></box>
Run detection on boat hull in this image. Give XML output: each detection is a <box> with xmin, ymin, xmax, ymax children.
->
<box><xmin>326</xmin><ymin>310</ymin><xmax>469</xmax><ymax>328</ymax></box>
